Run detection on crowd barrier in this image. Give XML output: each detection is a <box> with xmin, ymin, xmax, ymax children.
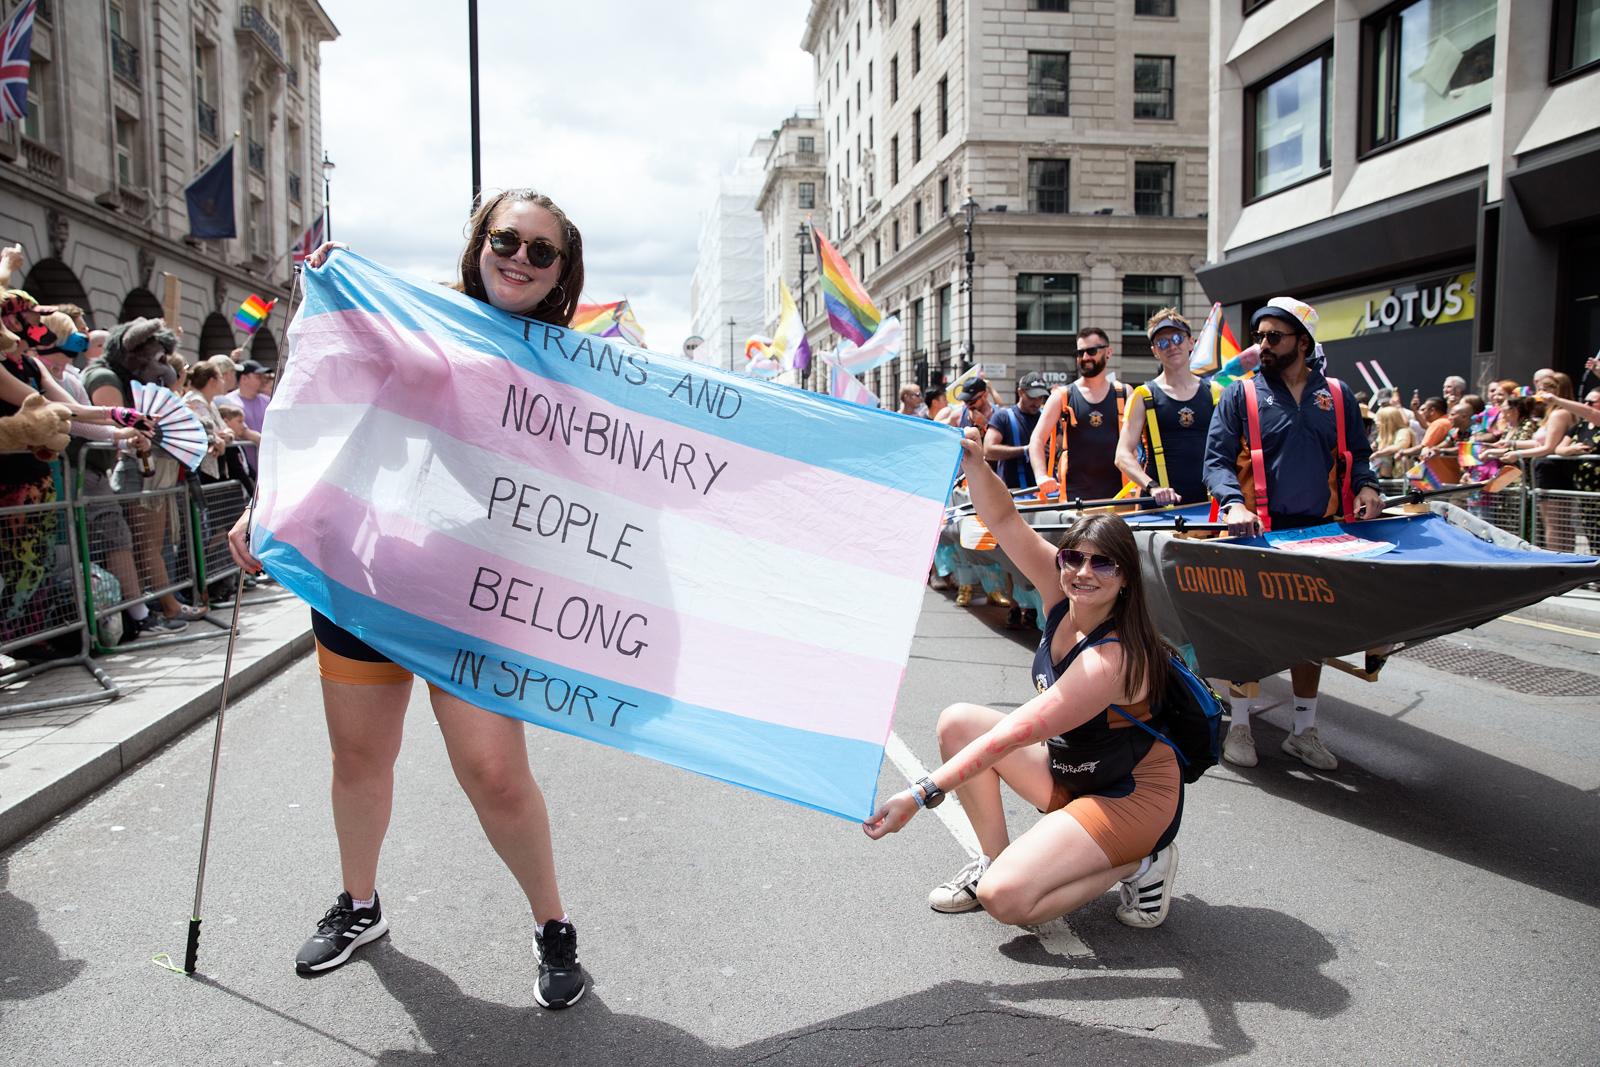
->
<box><xmin>0</xmin><ymin>442</ymin><xmax>275</xmax><ymax>719</ymax></box>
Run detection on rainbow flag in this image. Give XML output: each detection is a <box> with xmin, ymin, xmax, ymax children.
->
<box><xmin>1407</xmin><ymin>460</ymin><xmax>1445</xmax><ymax>491</ymax></box>
<box><xmin>234</xmin><ymin>294</ymin><xmax>275</xmax><ymax>335</ymax></box>
<box><xmin>1189</xmin><ymin>302</ymin><xmax>1255</xmax><ymax>386</ymax></box>
<box><xmin>743</xmin><ymin>336</ymin><xmax>781</xmax><ymax>378</ymax></box>
<box><xmin>256</xmin><ymin>252</ymin><xmax>961</xmax><ymax>820</ymax></box>
<box><xmin>571</xmin><ymin>299</ymin><xmax>647</xmax><ymax>348</ymax></box>
<box><xmin>814</xmin><ymin>230</ymin><xmax>880</xmax><ymax>346</ymax></box>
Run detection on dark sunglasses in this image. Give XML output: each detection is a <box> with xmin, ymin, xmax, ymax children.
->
<box><xmin>1152</xmin><ymin>332</ymin><xmax>1189</xmax><ymax>351</ymax></box>
<box><xmin>1077</xmin><ymin>344</ymin><xmax>1109</xmax><ymax>357</ymax></box>
<box><xmin>1252</xmin><ymin>329</ymin><xmax>1291</xmax><ymax>347</ymax></box>
<box><xmin>1056</xmin><ymin>548</ymin><xmax>1120</xmax><ymax>577</ymax></box>
<box><xmin>486</xmin><ymin>229</ymin><xmax>566</xmax><ymax>269</ymax></box>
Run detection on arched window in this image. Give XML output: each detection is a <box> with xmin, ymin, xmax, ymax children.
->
<box><xmin>21</xmin><ymin>258</ymin><xmax>92</xmax><ymax>321</ymax></box>
<box><xmin>198</xmin><ymin>312</ymin><xmax>235</xmax><ymax>360</ymax></box>
<box><xmin>118</xmin><ymin>287</ymin><xmax>163</xmax><ymax>322</ymax></box>
<box><xmin>250</xmin><ymin>326</ymin><xmax>278</xmax><ymax>368</ymax></box>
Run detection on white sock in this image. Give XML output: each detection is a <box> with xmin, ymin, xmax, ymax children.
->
<box><xmin>350</xmin><ymin>894</ymin><xmax>375</xmax><ymax>911</ymax></box>
<box><xmin>1233</xmin><ymin>696</ymin><xmax>1260</xmax><ymax>727</ymax></box>
<box><xmin>1293</xmin><ymin>696</ymin><xmax>1318</xmax><ymax>734</ymax></box>
<box><xmin>127</xmin><ymin>602</ymin><xmax>149</xmax><ymax>621</ymax></box>
<box><xmin>1125</xmin><ymin>854</ymin><xmax>1153</xmax><ymax>882</ymax></box>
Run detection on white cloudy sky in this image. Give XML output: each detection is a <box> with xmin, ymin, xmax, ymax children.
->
<box><xmin>317</xmin><ymin>0</ymin><xmax>815</xmax><ymax>351</ymax></box>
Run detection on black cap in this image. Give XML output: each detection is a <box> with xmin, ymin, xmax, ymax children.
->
<box><xmin>957</xmin><ymin>377</ymin><xmax>988</xmax><ymax>402</ymax></box>
<box><xmin>237</xmin><ymin>359</ymin><xmax>269</xmax><ymax>375</ymax></box>
<box><xmin>1017</xmin><ymin>371</ymin><xmax>1051</xmax><ymax>398</ymax></box>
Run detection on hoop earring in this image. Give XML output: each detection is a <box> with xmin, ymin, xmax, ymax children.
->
<box><xmin>542</xmin><ymin>284</ymin><xmax>566</xmax><ymax>307</ymax></box>
<box><xmin>1118</xmin><ymin>586</ymin><xmax>1128</xmax><ymax>598</ymax></box>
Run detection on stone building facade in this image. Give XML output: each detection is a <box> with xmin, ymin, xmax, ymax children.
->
<box><xmin>0</xmin><ymin>0</ymin><xmax>337</xmax><ymax>365</ymax></box>
<box><xmin>783</xmin><ymin>0</ymin><xmax>1210</xmax><ymax>405</ymax></box>
<box><xmin>755</xmin><ymin>113</ymin><xmax>824</xmax><ymax>387</ymax></box>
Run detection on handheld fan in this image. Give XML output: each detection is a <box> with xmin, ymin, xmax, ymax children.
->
<box><xmin>130</xmin><ymin>380</ymin><xmax>209</xmax><ymax>471</ymax></box>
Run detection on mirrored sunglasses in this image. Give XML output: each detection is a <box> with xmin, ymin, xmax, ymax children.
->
<box><xmin>1056</xmin><ymin>548</ymin><xmax>1119</xmax><ymax>577</ymax></box>
<box><xmin>1152</xmin><ymin>332</ymin><xmax>1189</xmax><ymax>351</ymax></box>
<box><xmin>486</xmin><ymin>229</ymin><xmax>566</xmax><ymax>269</ymax></box>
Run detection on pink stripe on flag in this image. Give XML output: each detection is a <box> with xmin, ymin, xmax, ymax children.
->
<box><xmin>268</xmin><ymin>480</ymin><xmax>903</xmax><ymax>744</ymax></box>
<box><xmin>279</xmin><ymin>311</ymin><xmax>944</xmax><ymax>578</ymax></box>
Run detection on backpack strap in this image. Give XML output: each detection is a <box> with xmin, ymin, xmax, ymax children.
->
<box><xmin>1242</xmin><ymin>377</ymin><xmax>1273</xmax><ymax>532</ymax></box>
<box><xmin>1327</xmin><ymin>377</ymin><xmax>1356</xmax><ymax>522</ymax></box>
<box><xmin>1110</xmin><ymin>704</ymin><xmax>1188</xmax><ymax>766</ymax></box>
<box><xmin>1135</xmin><ymin>384</ymin><xmax>1169</xmax><ymax>489</ymax></box>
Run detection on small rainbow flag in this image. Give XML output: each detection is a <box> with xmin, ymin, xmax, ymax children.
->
<box><xmin>1406</xmin><ymin>460</ymin><xmax>1445</xmax><ymax>491</ymax></box>
<box><xmin>571</xmin><ymin>299</ymin><xmax>647</xmax><ymax>348</ymax></box>
<box><xmin>234</xmin><ymin>294</ymin><xmax>275</xmax><ymax>335</ymax></box>
<box><xmin>814</xmin><ymin>230</ymin><xmax>880</xmax><ymax>347</ymax></box>
<box><xmin>1189</xmin><ymin>302</ymin><xmax>1255</xmax><ymax>386</ymax></box>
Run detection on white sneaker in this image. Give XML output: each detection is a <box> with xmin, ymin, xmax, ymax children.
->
<box><xmin>928</xmin><ymin>856</ymin><xmax>990</xmax><ymax>913</ymax></box>
<box><xmin>1222</xmin><ymin>721</ymin><xmax>1257</xmax><ymax>767</ymax></box>
<box><xmin>1116</xmin><ymin>844</ymin><xmax>1178</xmax><ymax>929</ymax></box>
<box><xmin>1282</xmin><ymin>726</ymin><xmax>1338</xmax><ymax>770</ymax></box>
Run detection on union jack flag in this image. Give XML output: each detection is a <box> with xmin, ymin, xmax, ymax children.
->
<box><xmin>0</xmin><ymin>1</ymin><xmax>35</xmax><ymax>124</ymax></box>
<box><xmin>291</xmin><ymin>211</ymin><xmax>325</xmax><ymax>265</ymax></box>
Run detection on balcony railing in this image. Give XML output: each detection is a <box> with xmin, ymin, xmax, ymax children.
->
<box><xmin>196</xmin><ymin>99</ymin><xmax>217</xmax><ymax>141</ymax></box>
<box><xmin>287</xmin><ymin>64</ymin><xmax>299</xmax><ymax>90</ymax></box>
<box><xmin>288</xmin><ymin>171</ymin><xmax>301</xmax><ymax>203</ymax></box>
<box><xmin>247</xmin><ymin>139</ymin><xmax>265</xmax><ymax>174</ymax></box>
<box><xmin>19</xmin><ymin>136</ymin><xmax>61</xmax><ymax>184</ymax></box>
<box><xmin>118</xmin><ymin>185</ymin><xmax>151</xmax><ymax>218</ymax></box>
<box><xmin>239</xmin><ymin>6</ymin><xmax>284</xmax><ymax>60</ymax></box>
<box><xmin>111</xmin><ymin>32</ymin><xmax>139</xmax><ymax>87</ymax></box>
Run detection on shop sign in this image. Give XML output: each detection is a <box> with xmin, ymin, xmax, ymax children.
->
<box><xmin>1314</xmin><ymin>272</ymin><xmax>1476</xmax><ymax>343</ymax></box>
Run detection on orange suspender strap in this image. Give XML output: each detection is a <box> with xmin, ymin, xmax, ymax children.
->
<box><xmin>1049</xmin><ymin>383</ymin><xmax>1130</xmax><ymax>494</ymax></box>
<box><xmin>1242</xmin><ymin>377</ymin><xmax>1272</xmax><ymax>533</ymax></box>
<box><xmin>1327</xmin><ymin>377</ymin><xmax>1357</xmax><ymax>522</ymax></box>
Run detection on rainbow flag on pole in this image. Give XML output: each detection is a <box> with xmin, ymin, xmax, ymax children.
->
<box><xmin>255</xmin><ymin>252</ymin><xmax>961</xmax><ymax>820</ymax></box>
<box><xmin>814</xmin><ymin>230</ymin><xmax>880</xmax><ymax>346</ymax></box>
<box><xmin>1189</xmin><ymin>302</ymin><xmax>1256</xmax><ymax>386</ymax></box>
<box><xmin>234</xmin><ymin>294</ymin><xmax>275</xmax><ymax>335</ymax></box>
<box><xmin>571</xmin><ymin>299</ymin><xmax>647</xmax><ymax>348</ymax></box>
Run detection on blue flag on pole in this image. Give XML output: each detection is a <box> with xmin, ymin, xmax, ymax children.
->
<box><xmin>184</xmin><ymin>146</ymin><xmax>235</xmax><ymax>239</ymax></box>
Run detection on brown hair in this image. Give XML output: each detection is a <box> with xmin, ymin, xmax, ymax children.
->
<box><xmin>1494</xmin><ymin>380</ymin><xmax>1520</xmax><ymax>400</ymax></box>
<box><xmin>1076</xmin><ymin>326</ymin><xmax>1111</xmax><ymax>346</ymax></box>
<box><xmin>1144</xmin><ymin>307</ymin><xmax>1191</xmax><ymax>334</ymax></box>
<box><xmin>188</xmin><ymin>362</ymin><xmax>220</xmax><ymax>390</ymax></box>
<box><xmin>216</xmin><ymin>403</ymin><xmax>243</xmax><ymax>420</ymax></box>
<box><xmin>453</xmin><ymin>189</ymin><xmax>584</xmax><ymax>327</ymax></box>
<box><xmin>1546</xmin><ymin>371</ymin><xmax>1575</xmax><ymax>401</ymax></box>
<box><xmin>1055</xmin><ymin>513</ymin><xmax>1168</xmax><ymax>703</ymax></box>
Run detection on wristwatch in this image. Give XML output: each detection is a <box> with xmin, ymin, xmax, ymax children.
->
<box><xmin>914</xmin><ymin>777</ymin><xmax>947</xmax><ymax>809</ymax></box>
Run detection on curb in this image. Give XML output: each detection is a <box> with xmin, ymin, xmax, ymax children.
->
<box><xmin>0</xmin><ymin>622</ymin><xmax>314</xmax><ymax>852</ymax></box>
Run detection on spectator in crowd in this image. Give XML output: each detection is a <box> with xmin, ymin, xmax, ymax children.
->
<box><xmin>1115</xmin><ymin>308</ymin><xmax>1216</xmax><ymax>510</ymax></box>
<box><xmin>208</xmin><ymin>353</ymin><xmax>239</xmax><ymax>393</ymax></box>
<box><xmin>926</xmin><ymin>384</ymin><xmax>948</xmax><ymax>423</ymax></box>
<box><xmin>1369</xmin><ymin>405</ymin><xmax>1414</xmax><ymax>478</ymax></box>
<box><xmin>945</xmin><ymin>376</ymin><xmax>995</xmax><ymax>432</ymax></box>
<box><xmin>987</xmin><ymin>372</ymin><xmax>1049</xmax><ymax>492</ymax></box>
<box><xmin>1029</xmin><ymin>327</ymin><xmax>1133</xmax><ymax>503</ymax></box>
<box><xmin>1489</xmin><ymin>373</ymin><xmax>1579</xmax><ymax>550</ymax></box>
<box><xmin>898</xmin><ymin>382</ymin><xmax>928</xmax><ymax>418</ymax></box>
<box><xmin>183</xmin><ymin>362</ymin><xmax>233</xmax><ymax>483</ymax></box>
<box><xmin>1442</xmin><ymin>376</ymin><xmax>1467</xmax><ymax>408</ymax></box>
<box><xmin>1401</xmin><ymin>397</ymin><xmax>1451</xmax><ymax>468</ymax></box>
<box><xmin>217</xmin><ymin>404</ymin><xmax>256</xmax><ymax>496</ymax></box>
<box><xmin>221</xmin><ymin>359</ymin><xmax>270</xmax><ymax>467</ymax></box>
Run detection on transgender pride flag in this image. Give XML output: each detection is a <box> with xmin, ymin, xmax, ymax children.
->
<box><xmin>253</xmin><ymin>253</ymin><xmax>961</xmax><ymax>820</ymax></box>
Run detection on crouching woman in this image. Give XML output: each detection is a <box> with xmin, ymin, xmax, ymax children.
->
<box><xmin>863</xmin><ymin>428</ymin><xmax>1182</xmax><ymax>929</ymax></box>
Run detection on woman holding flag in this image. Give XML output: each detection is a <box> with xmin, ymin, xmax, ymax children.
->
<box><xmin>228</xmin><ymin>189</ymin><xmax>591</xmax><ymax>1008</ymax></box>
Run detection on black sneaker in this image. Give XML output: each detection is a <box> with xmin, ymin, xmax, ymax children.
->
<box><xmin>295</xmin><ymin>892</ymin><xmax>389</xmax><ymax>974</ymax></box>
<box><xmin>533</xmin><ymin>919</ymin><xmax>586</xmax><ymax>1008</ymax></box>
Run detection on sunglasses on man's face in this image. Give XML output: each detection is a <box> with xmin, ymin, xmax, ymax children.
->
<box><xmin>1056</xmin><ymin>548</ymin><xmax>1120</xmax><ymax>578</ymax></box>
<box><xmin>1152</xmin><ymin>333</ymin><xmax>1189</xmax><ymax>352</ymax></box>
<box><xmin>486</xmin><ymin>229</ymin><xmax>566</xmax><ymax>269</ymax></box>
<box><xmin>1077</xmin><ymin>344</ymin><xmax>1109</xmax><ymax>357</ymax></box>
<box><xmin>1252</xmin><ymin>329</ymin><xmax>1291</xmax><ymax>347</ymax></box>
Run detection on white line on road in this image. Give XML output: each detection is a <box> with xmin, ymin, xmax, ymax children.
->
<box><xmin>883</xmin><ymin>730</ymin><xmax>1094</xmax><ymax>959</ymax></box>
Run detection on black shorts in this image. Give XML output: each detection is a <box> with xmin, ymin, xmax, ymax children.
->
<box><xmin>311</xmin><ymin>609</ymin><xmax>416</xmax><ymax>686</ymax></box>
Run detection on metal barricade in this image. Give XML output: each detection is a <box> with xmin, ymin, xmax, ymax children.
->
<box><xmin>0</xmin><ymin>458</ymin><xmax>118</xmax><ymax>717</ymax></box>
<box><xmin>1530</xmin><ymin>484</ymin><xmax>1600</xmax><ymax>557</ymax></box>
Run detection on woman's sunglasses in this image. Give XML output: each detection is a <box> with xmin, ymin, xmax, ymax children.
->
<box><xmin>486</xmin><ymin>229</ymin><xmax>566</xmax><ymax>269</ymax></box>
<box><xmin>1252</xmin><ymin>329</ymin><xmax>1291</xmax><ymax>347</ymax></box>
<box><xmin>1056</xmin><ymin>548</ymin><xmax>1120</xmax><ymax>577</ymax></box>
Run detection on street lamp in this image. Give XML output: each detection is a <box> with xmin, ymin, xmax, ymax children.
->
<box><xmin>961</xmin><ymin>190</ymin><xmax>978</xmax><ymax>374</ymax></box>
<box><xmin>321</xmin><ymin>152</ymin><xmax>336</xmax><ymax>242</ymax></box>
<box><xmin>795</xmin><ymin>219</ymin><xmax>813</xmax><ymax>390</ymax></box>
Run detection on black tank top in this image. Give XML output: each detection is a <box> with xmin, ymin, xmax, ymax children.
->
<box><xmin>1140</xmin><ymin>378</ymin><xmax>1215</xmax><ymax>508</ymax></box>
<box><xmin>1061</xmin><ymin>383</ymin><xmax>1124</xmax><ymax>501</ymax></box>
<box><xmin>0</xmin><ymin>354</ymin><xmax>53</xmax><ymax>487</ymax></box>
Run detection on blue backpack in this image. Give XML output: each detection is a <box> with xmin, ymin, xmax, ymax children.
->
<box><xmin>1113</xmin><ymin>653</ymin><xmax>1225</xmax><ymax>784</ymax></box>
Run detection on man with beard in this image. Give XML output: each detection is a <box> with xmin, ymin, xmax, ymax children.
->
<box><xmin>1027</xmin><ymin>328</ymin><xmax>1132</xmax><ymax>502</ymax></box>
<box><xmin>1203</xmin><ymin>297</ymin><xmax>1382</xmax><ymax>772</ymax></box>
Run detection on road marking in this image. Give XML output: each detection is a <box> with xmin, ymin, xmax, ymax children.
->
<box><xmin>1501</xmin><ymin>615</ymin><xmax>1600</xmax><ymax>640</ymax></box>
<box><xmin>883</xmin><ymin>731</ymin><xmax>1094</xmax><ymax>960</ymax></box>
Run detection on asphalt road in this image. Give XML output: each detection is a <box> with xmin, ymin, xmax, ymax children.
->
<box><xmin>2</xmin><ymin>591</ymin><xmax>1597</xmax><ymax>1065</ymax></box>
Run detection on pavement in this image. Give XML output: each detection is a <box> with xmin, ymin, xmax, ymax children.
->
<box><xmin>0</xmin><ymin>584</ymin><xmax>1597</xmax><ymax>1064</ymax></box>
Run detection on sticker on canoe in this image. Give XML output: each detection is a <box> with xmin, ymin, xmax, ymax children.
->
<box><xmin>1264</xmin><ymin>523</ymin><xmax>1397</xmax><ymax>559</ymax></box>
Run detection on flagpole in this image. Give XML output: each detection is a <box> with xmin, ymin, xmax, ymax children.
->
<box><xmin>468</xmin><ymin>0</ymin><xmax>482</xmax><ymax>210</ymax></box>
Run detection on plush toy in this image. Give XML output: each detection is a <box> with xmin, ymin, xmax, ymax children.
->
<box><xmin>103</xmin><ymin>317</ymin><xmax>179</xmax><ymax>387</ymax></box>
<box><xmin>0</xmin><ymin>392</ymin><xmax>73</xmax><ymax>460</ymax></box>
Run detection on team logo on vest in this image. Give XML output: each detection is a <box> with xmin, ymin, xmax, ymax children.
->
<box><xmin>1036</xmin><ymin>675</ymin><xmax>1049</xmax><ymax>693</ymax></box>
<box><xmin>1178</xmin><ymin>406</ymin><xmax>1196</xmax><ymax>427</ymax></box>
<box><xmin>1088</xmin><ymin>411</ymin><xmax>1104</xmax><ymax>427</ymax></box>
<box><xmin>1314</xmin><ymin>388</ymin><xmax>1334</xmax><ymax>411</ymax></box>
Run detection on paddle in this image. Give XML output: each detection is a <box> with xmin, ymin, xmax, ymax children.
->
<box><xmin>1381</xmin><ymin>465</ymin><xmax>1522</xmax><ymax>508</ymax></box>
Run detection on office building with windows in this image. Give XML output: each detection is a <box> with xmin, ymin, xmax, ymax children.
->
<box><xmin>755</xmin><ymin>112</ymin><xmax>825</xmax><ymax>385</ymax></box>
<box><xmin>0</xmin><ymin>0</ymin><xmax>336</xmax><ymax>364</ymax></box>
<box><xmin>790</xmin><ymin>0</ymin><xmax>1209</xmax><ymax>405</ymax></box>
<box><xmin>1200</xmin><ymin>0</ymin><xmax>1600</xmax><ymax>398</ymax></box>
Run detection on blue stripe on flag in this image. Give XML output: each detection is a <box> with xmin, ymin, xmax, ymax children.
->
<box><xmin>295</xmin><ymin>253</ymin><xmax>961</xmax><ymax>501</ymax></box>
<box><xmin>260</xmin><ymin>532</ymin><xmax>887</xmax><ymax>821</ymax></box>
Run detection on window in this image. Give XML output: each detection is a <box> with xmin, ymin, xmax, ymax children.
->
<box><xmin>1031</xmin><ymin>0</ymin><xmax>1070</xmax><ymax>9</ymax></box>
<box><xmin>799</xmin><ymin>135</ymin><xmax>815</xmax><ymax>153</ymax></box>
<box><xmin>1122</xmin><ymin>276</ymin><xmax>1183</xmax><ymax>356</ymax></box>
<box><xmin>109</xmin><ymin>2</ymin><xmax>139</xmax><ymax>86</ymax></box>
<box><xmin>939</xmin><ymin>0</ymin><xmax>949</xmax><ymax>37</ymax></box>
<box><xmin>940</xmin><ymin>176</ymin><xmax>950</xmax><ymax>215</ymax></box>
<box><xmin>857</xmin><ymin>19</ymin><xmax>862</xmax><ymax>49</ymax></box>
<box><xmin>1364</xmin><ymin>0</ymin><xmax>1496</xmax><ymax>151</ymax></box>
<box><xmin>893</xmin><ymin>217</ymin><xmax>901</xmax><ymax>251</ymax></box>
<box><xmin>1134</xmin><ymin>162</ymin><xmax>1175</xmax><ymax>215</ymax></box>
<box><xmin>890</xmin><ymin>0</ymin><xmax>898</xmax><ymax>21</ymax></box>
<box><xmin>1136</xmin><ymin>0</ymin><xmax>1176</xmax><ymax>13</ymax></box>
<box><xmin>195</xmin><ymin>41</ymin><xmax>218</xmax><ymax>141</ymax></box>
<box><xmin>938</xmin><ymin>285</ymin><xmax>952</xmax><ymax>342</ymax></box>
<box><xmin>875</xmin><ymin>238</ymin><xmax>882</xmax><ymax>266</ymax></box>
<box><xmin>938</xmin><ymin>76</ymin><xmax>949</xmax><ymax>135</ymax></box>
<box><xmin>23</xmin><ymin>62</ymin><xmax>48</xmax><ymax>143</ymax></box>
<box><xmin>912</xmin><ymin>109</ymin><xmax>923</xmax><ymax>161</ymax></box>
<box><xmin>799</xmin><ymin>182</ymin><xmax>816</xmax><ymax>209</ymax></box>
<box><xmin>1247</xmin><ymin>47</ymin><xmax>1331</xmax><ymax>198</ymax></box>
<box><xmin>115</xmin><ymin>115</ymin><xmax>139</xmax><ymax>186</ymax></box>
<box><xmin>1553</xmin><ymin>0</ymin><xmax>1600</xmax><ymax>79</ymax></box>
<box><xmin>249</xmin><ymin>197</ymin><xmax>265</xmax><ymax>256</ymax></box>
<box><xmin>1134</xmin><ymin>56</ymin><xmax>1175</xmax><ymax>118</ymax></box>
<box><xmin>1017</xmin><ymin>274</ymin><xmax>1079</xmax><ymax>333</ymax></box>
<box><xmin>1028</xmin><ymin>52</ymin><xmax>1070</xmax><ymax>115</ymax></box>
<box><xmin>913</xmin><ymin>298</ymin><xmax>926</xmax><ymax>351</ymax></box>
<box><xmin>1028</xmin><ymin>158</ymin><xmax>1069</xmax><ymax>213</ymax></box>
<box><xmin>913</xmin><ymin>22</ymin><xmax>922</xmax><ymax>73</ymax></box>
<box><xmin>868</xmin><ymin>60</ymin><xmax>874</xmax><ymax>93</ymax></box>
<box><xmin>857</xmin><ymin>81</ymin><xmax>862</xmax><ymax>110</ymax></box>
<box><xmin>915</xmin><ymin>199</ymin><xmax>924</xmax><ymax>235</ymax></box>
<box><xmin>891</xmin><ymin>134</ymin><xmax>900</xmax><ymax>183</ymax></box>
<box><xmin>891</xmin><ymin>55</ymin><xmax>899</xmax><ymax>102</ymax></box>
<box><xmin>860</xmin><ymin>252</ymin><xmax>867</xmax><ymax>278</ymax></box>
<box><xmin>869</xmin><ymin>116</ymin><xmax>874</xmax><ymax>148</ymax></box>
<box><xmin>858</xmin><ymin>186</ymin><xmax>864</xmax><ymax>217</ymax></box>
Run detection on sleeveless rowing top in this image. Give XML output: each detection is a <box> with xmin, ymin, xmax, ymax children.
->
<box><xmin>1140</xmin><ymin>378</ymin><xmax>1215</xmax><ymax>507</ymax></box>
<box><xmin>1061</xmin><ymin>384</ymin><xmax>1124</xmax><ymax>501</ymax></box>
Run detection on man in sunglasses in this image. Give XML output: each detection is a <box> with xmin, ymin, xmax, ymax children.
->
<box><xmin>1202</xmin><ymin>296</ymin><xmax>1382</xmax><ymax>772</ymax></box>
<box><xmin>1027</xmin><ymin>327</ymin><xmax>1132</xmax><ymax>502</ymax></box>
